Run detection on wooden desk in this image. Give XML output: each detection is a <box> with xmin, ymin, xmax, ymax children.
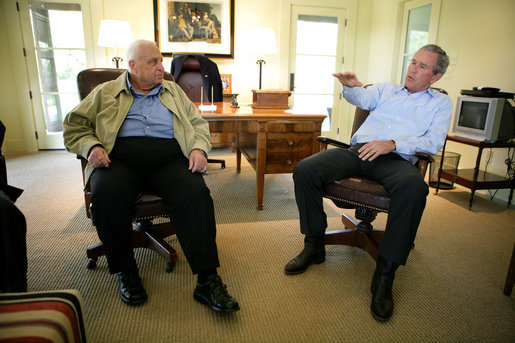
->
<box><xmin>435</xmin><ymin>135</ymin><xmax>515</xmax><ymax>209</ymax></box>
<box><xmin>198</xmin><ymin>102</ymin><xmax>326</xmax><ymax>210</ymax></box>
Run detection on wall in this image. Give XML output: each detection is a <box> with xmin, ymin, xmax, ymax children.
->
<box><xmin>1</xmin><ymin>0</ymin><xmax>513</xmax><ymax>202</ymax></box>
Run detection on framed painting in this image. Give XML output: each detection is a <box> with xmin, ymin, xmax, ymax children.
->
<box><xmin>220</xmin><ymin>74</ymin><xmax>231</xmax><ymax>93</ymax></box>
<box><xmin>153</xmin><ymin>0</ymin><xmax>234</xmax><ymax>58</ymax></box>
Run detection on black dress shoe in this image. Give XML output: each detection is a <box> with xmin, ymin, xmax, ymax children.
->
<box><xmin>118</xmin><ymin>269</ymin><xmax>147</xmax><ymax>306</ymax></box>
<box><xmin>371</xmin><ymin>274</ymin><xmax>394</xmax><ymax>322</ymax></box>
<box><xmin>370</xmin><ymin>256</ymin><xmax>398</xmax><ymax>322</ymax></box>
<box><xmin>194</xmin><ymin>275</ymin><xmax>240</xmax><ymax>313</ymax></box>
<box><xmin>284</xmin><ymin>243</ymin><xmax>325</xmax><ymax>275</ymax></box>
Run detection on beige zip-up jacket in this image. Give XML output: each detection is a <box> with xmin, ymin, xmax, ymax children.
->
<box><xmin>63</xmin><ymin>71</ymin><xmax>211</xmax><ymax>184</ymax></box>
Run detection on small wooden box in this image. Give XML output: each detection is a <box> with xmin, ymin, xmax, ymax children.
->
<box><xmin>251</xmin><ymin>90</ymin><xmax>291</xmax><ymax>109</ymax></box>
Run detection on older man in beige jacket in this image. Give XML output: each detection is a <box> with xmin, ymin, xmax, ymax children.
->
<box><xmin>63</xmin><ymin>39</ymin><xmax>239</xmax><ymax>313</ymax></box>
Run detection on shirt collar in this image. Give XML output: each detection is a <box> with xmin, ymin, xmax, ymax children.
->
<box><xmin>398</xmin><ymin>84</ymin><xmax>435</xmax><ymax>97</ymax></box>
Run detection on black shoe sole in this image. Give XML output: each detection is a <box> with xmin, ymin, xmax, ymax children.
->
<box><xmin>370</xmin><ymin>304</ymin><xmax>392</xmax><ymax>322</ymax></box>
<box><xmin>193</xmin><ymin>292</ymin><xmax>240</xmax><ymax>313</ymax></box>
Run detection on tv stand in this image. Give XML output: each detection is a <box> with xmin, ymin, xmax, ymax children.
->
<box><xmin>435</xmin><ymin>135</ymin><xmax>514</xmax><ymax>210</ymax></box>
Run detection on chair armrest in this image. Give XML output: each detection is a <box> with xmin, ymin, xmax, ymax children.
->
<box><xmin>415</xmin><ymin>152</ymin><xmax>434</xmax><ymax>163</ymax></box>
<box><xmin>317</xmin><ymin>136</ymin><xmax>351</xmax><ymax>150</ymax></box>
<box><xmin>415</xmin><ymin>152</ymin><xmax>434</xmax><ymax>178</ymax></box>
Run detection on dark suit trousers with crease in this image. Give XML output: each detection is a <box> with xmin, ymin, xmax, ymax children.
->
<box><xmin>89</xmin><ymin>137</ymin><xmax>219</xmax><ymax>274</ymax></box>
<box><xmin>293</xmin><ymin>145</ymin><xmax>429</xmax><ymax>266</ymax></box>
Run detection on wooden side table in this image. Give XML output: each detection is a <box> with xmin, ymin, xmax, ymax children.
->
<box><xmin>435</xmin><ymin>135</ymin><xmax>515</xmax><ymax>209</ymax></box>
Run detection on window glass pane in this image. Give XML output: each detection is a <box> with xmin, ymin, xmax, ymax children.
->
<box><xmin>404</xmin><ymin>4</ymin><xmax>431</xmax><ymax>54</ymax></box>
<box><xmin>296</xmin><ymin>15</ymin><xmax>338</xmax><ymax>55</ymax></box>
<box><xmin>295</xmin><ymin>55</ymin><xmax>335</xmax><ymax>94</ymax></box>
<box><xmin>29</xmin><ymin>2</ymin><xmax>84</xmax><ymax>48</ymax></box>
<box><xmin>401</xmin><ymin>4</ymin><xmax>431</xmax><ymax>82</ymax></box>
<box><xmin>400</xmin><ymin>55</ymin><xmax>411</xmax><ymax>84</ymax></box>
<box><xmin>29</xmin><ymin>1</ymin><xmax>87</xmax><ymax>135</ymax></box>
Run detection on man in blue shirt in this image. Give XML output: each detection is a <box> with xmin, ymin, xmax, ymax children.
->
<box><xmin>284</xmin><ymin>45</ymin><xmax>452</xmax><ymax>322</ymax></box>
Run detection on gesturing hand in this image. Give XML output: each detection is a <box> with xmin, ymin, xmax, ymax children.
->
<box><xmin>332</xmin><ymin>72</ymin><xmax>363</xmax><ymax>88</ymax></box>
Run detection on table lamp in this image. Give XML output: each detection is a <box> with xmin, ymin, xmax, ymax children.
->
<box><xmin>248</xmin><ymin>27</ymin><xmax>277</xmax><ymax>90</ymax></box>
<box><xmin>97</xmin><ymin>20</ymin><xmax>133</xmax><ymax>68</ymax></box>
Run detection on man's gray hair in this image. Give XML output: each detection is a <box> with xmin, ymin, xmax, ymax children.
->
<box><xmin>126</xmin><ymin>39</ymin><xmax>158</xmax><ymax>71</ymax></box>
<box><xmin>419</xmin><ymin>44</ymin><xmax>449</xmax><ymax>75</ymax></box>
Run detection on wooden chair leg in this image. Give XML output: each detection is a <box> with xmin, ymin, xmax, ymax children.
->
<box><xmin>325</xmin><ymin>228</ymin><xmax>384</xmax><ymax>261</ymax></box>
<box><xmin>85</xmin><ymin>221</ymin><xmax>177</xmax><ymax>273</ymax></box>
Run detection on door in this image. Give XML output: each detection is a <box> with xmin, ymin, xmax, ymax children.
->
<box><xmin>19</xmin><ymin>0</ymin><xmax>94</xmax><ymax>149</ymax></box>
<box><xmin>289</xmin><ymin>5</ymin><xmax>346</xmax><ymax>138</ymax></box>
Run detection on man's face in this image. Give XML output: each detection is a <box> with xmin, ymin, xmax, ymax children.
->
<box><xmin>404</xmin><ymin>49</ymin><xmax>443</xmax><ymax>93</ymax></box>
<box><xmin>130</xmin><ymin>44</ymin><xmax>164</xmax><ymax>88</ymax></box>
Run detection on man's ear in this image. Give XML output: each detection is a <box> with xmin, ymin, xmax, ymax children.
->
<box><xmin>430</xmin><ymin>72</ymin><xmax>443</xmax><ymax>84</ymax></box>
<box><xmin>128</xmin><ymin>60</ymin><xmax>135</xmax><ymax>72</ymax></box>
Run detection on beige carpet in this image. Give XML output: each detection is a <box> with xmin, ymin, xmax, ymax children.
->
<box><xmin>5</xmin><ymin>149</ymin><xmax>515</xmax><ymax>343</ymax></box>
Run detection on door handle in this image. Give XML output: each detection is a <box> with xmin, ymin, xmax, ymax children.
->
<box><xmin>290</xmin><ymin>73</ymin><xmax>295</xmax><ymax>92</ymax></box>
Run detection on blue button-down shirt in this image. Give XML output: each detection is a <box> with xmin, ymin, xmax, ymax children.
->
<box><xmin>117</xmin><ymin>75</ymin><xmax>174</xmax><ymax>138</ymax></box>
<box><xmin>343</xmin><ymin>83</ymin><xmax>453</xmax><ymax>163</ymax></box>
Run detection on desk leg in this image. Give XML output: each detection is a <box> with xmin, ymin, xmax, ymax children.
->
<box><xmin>236</xmin><ymin>148</ymin><xmax>241</xmax><ymax>174</ymax></box>
<box><xmin>256</xmin><ymin>123</ymin><xmax>267</xmax><ymax>210</ymax></box>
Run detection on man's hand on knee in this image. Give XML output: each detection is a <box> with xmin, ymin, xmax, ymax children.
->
<box><xmin>88</xmin><ymin>146</ymin><xmax>111</xmax><ymax>168</ymax></box>
<box><xmin>189</xmin><ymin>149</ymin><xmax>207</xmax><ymax>173</ymax></box>
<box><xmin>358</xmin><ymin>140</ymin><xmax>396</xmax><ymax>161</ymax></box>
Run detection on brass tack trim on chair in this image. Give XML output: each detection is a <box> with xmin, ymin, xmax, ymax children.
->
<box><xmin>324</xmin><ymin>195</ymin><xmax>389</xmax><ymax>213</ymax></box>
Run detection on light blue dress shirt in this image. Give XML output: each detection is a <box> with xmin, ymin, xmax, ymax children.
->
<box><xmin>343</xmin><ymin>83</ymin><xmax>453</xmax><ymax>163</ymax></box>
<box><xmin>117</xmin><ymin>75</ymin><xmax>174</xmax><ymax>139</ymax></box>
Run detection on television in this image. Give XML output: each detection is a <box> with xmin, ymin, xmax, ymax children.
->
<box><xmin>451</xmin><ymin>96</ymin><xmax>514</xmax><ymax>142</ymax></box>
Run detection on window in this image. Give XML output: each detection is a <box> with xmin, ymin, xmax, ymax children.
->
<box><xmin>29</xmin><ymin>1</ymin><xmax>87</xmax><ymax>133</ymax></box>
<box><xmin>397</xmin><ymin>0</ymin><xmax>441</xmax><ymax>83</ymax></box>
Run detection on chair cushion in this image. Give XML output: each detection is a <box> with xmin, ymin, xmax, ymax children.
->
<box><xmin>133</xmin><ymin>193</ymin><xmax>169</xmax><ymax>220</ymax></box>
<box><xmin>0</xmin><ymin>290</ymin><xmax>87</xmax><ymax>343</ymax></box>
<box><xmin>323</xmin><ymin>177</ymin><xmax>390</xmax><ymax>212</ymax></box>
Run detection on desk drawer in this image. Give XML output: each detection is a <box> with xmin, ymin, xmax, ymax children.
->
<box><xmin>266</xmin><ymin>133</ymin><xmax>314</xmax><ymax>172</ymax></box>
<box><xmin>266</xmin><ymin>121</ymin><xmax>317</xmax><ymax>133</ymax></box>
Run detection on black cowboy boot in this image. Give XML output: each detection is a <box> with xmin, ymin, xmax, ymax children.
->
<box><xmin>284</xmin><ymin>234</ymin><xmax>325</xmax><ymax>275</ymax></box>
<box><xmin>371</xmin><ymin>255</ymin><xmax>399</xmax><ymax>322</ymax></box>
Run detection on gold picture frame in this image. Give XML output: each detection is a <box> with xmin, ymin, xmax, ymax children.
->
<box><xmin>153</xmin><ymin>0</ymin><xmax>234</xmax><ymax>58</ymax></box>
<box><xmin>221</xmin><ymin>74</ymin><xmax>232</xmax><ymax>93</ymax></box>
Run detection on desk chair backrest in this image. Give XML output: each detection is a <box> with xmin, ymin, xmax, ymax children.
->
<box><xmin>77</xmin><ymin>68</ymin><xmax>174</xmax><ymax>101</ymax></box>
<box><xmin>171</xmin><ymin>54</ymin><xmax>223</xmax><ymax>102</ymax></box>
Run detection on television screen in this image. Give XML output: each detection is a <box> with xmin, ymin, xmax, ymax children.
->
<box><xmin>458</xmin><ymin>101</ymin><xmax>489</xmax><ymax>130</ymax></box>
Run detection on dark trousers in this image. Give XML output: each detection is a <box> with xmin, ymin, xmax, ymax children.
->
<box><xmin>89</xmin><ymin>137</ymin><xmax>219</xmax><ymax>274</ymax></box>
<box><xmin>293</xmin><ymin>145</ymin><xmax>428</xmax><ymax>265</ymax></box>
<box><xmin>0</xmin><ymin>191</ymin><xmax>27</xmax><ymax>292</ymax></box>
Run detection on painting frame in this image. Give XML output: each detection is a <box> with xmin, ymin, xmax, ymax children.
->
<box><xmin>153</xmin><ymin>0</ymin><xmax>234</xmax><ymax>58</ymax></box>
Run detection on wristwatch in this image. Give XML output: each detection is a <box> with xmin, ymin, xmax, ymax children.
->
<box><xmin>195</xmin><ymin>149</ymin><xmax>208</xmax><ymax>159</ymax></box>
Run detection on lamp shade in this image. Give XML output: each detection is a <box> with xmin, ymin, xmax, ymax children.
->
<box><xmin>248</xmin><ymin>27</ymin><xmax>277</xmax><ymax>55</ymax></box>
<box><xmin>97</xmin><ymin>20</ymin><xmax>133</xmax><ymax>48</ymax></box>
